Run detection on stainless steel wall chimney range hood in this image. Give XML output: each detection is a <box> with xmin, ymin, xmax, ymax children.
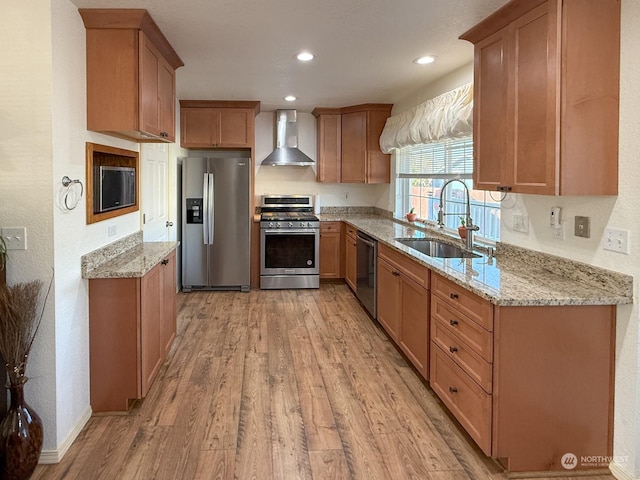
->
<box><xmin>261</xmin><ymin>110</ymin><xmax>314</xmax><ymax>166</ymax></box>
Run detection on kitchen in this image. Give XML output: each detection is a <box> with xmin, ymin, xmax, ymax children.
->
<box><xmin>1</xmin><ymin>0</ymin><xmax>640</xmax><ymax>479</ymax></box>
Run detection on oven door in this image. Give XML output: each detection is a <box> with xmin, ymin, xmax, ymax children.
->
<box><xmin>260</xmin><ymin>228</ymin><xmax>320</xmax><ymax>275</ymax></box>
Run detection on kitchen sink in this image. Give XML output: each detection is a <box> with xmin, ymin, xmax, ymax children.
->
<box><xmin>395</xmin><ymin>238</ymin><xmax>481</xmax><ymax>259</ymax></box>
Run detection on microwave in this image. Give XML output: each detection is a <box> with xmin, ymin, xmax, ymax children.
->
<box><xmin>93</xmin><ymin>165</ymin><xmax>136</xmax><ymax>214</ymax></box>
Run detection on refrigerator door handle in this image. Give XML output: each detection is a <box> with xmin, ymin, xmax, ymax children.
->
<box><xmin>208</xmin><ymin>173</ymin><xmax>215</xmax><ymax>244</ymax></box>
<box><xmin>202</xmin><ymin>173</ymin><xmax>209</xmax><ymax>244</ymax></box>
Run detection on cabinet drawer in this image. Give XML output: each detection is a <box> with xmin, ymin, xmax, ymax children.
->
<box><xmin>432</xmin><ymin>274</ymin><xmax>493</xmax><ymax>330</ymax></box>
<box><xmin>379</xmin><ymin>243</ymin><xmax>430</xmax><ymax>290</ymax></box>
<box><xmin>431</xmin><ymin>316</ymin><xmax>492</xmax><ymax>393</ymax></box>
<box><xmin>345</xmin><ymin>224</ymin><xmax>357</xmax><ymax>239</ymax></box>
<box><xmin>430</xmin><ymin>344</ymin><xmax>492</xmax><ymax>456</ymax></box>
<box><xmin>431</xmin><ymin>295</ymin><xmax>493</xmax><ymax>362</ymax></box>
<box><xmin>321</xmin><ymin>221</ymin><xmax>341</xmax><ymax>233</ymax></box>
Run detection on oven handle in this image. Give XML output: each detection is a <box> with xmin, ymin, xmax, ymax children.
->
<box><xmin>263</xmin><ymin>229</ymin><xmax>319</xmax><ymax>235</ymax></box>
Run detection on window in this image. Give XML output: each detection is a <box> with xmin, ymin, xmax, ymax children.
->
<box><xmin>395</xmin><ymin>136</ymin><xmax>500</xmax><ymax>242</ymax></box>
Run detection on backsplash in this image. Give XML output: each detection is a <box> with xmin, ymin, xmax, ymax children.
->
<box><xmin>319</xmin><ymin>206</ymin><xmax>391</xmax><ymax>217</ymax></box>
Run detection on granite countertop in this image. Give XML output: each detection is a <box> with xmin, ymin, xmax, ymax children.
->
<box><xmin>319</xmin><ymin>214</ymin><xmax>633</xmax><ymax>307</ymax></box>
<box><xmin>82</xmin><ymin>231</ymin><xmax>178</xmax><ymax>279</ymax></box>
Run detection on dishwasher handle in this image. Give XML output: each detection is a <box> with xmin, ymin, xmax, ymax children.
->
<box><xmin>357</xmin><ymin>233</ymin><xmax>377</xmax><ymax>248</ymax></box>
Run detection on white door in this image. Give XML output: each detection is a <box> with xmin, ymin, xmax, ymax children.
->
<box><xmin>141</xmin><ymin>143</ymin><xmax>170</xmax><ymax>241</ymax></box>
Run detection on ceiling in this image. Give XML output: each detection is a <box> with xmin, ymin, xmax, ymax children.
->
<box><xmin>70</xmin><ymin>0</ymin><xmax>510</xmax><ymax>113</ymax></box>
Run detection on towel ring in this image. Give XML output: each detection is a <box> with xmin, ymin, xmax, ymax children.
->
<box><xmin>61</xmin><ymin>176</ymin><xmax>84</xmax><ymax>211</ymax></box>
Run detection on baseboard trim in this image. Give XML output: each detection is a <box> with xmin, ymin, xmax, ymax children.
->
<box><xmin>38</xmin><ymin>406</ymin><xmax>92</xmax><ymax>464</ymax></box>
<box><xmin>610</xmin><ymin>461</ymin><xmax>638</xmax><ymax>480</ymax></box>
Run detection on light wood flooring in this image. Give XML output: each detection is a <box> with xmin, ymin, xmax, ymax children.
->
<box><xmin>32</xmin><ymin>285</ymin><xmax>615</xmax><ymax>480</ymax></box>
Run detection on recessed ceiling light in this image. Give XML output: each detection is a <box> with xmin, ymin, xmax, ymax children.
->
<box><xmin>284</xmin><ymin>95</ymin><xmax>297</xmax><ymax>102</ymax></box>
<box><xmin>413</xmin><ymin>55</ymin><xmax>437</xmax><ymax>65</ymax></box>
<box><xmin>296</xmin><ymin>52</ymin><xmax>315</xmax><ymax>62</ymax></box>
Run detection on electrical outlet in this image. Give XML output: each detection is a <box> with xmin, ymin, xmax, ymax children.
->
<box><xmin>108</xmin><ymin>225</ymin><xmax>117</xmax><ymax>237</ymax></box>
<box><xmin>1</xmin><ymin>227</ymin><xmax>27</xmax><ymax>250</ymax></box>
<box><xmin>603</xmin><ymin>227</ymin><xmax>629</xmax><ymax>254</ymax></box>
<box><xmin>513</xmin><ymin>213</ymin><xmax>529</xmax><ymax>233</ymax></box>
<box><xmin>552</xmin><ymin>221</ymin><xmax>565</xmax><ymax>241</ymax></box>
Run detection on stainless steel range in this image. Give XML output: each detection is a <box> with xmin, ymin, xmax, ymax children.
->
<box><xmin>260</xmin><ymin>195</ymin><xmax>320</xmax><ymax>289</ymax></box>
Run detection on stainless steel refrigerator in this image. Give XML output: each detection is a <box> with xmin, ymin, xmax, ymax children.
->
<box><xmin>181</xmin><ymin>156</ymin><xmax>251</xmax><ymax>292</ymax></box>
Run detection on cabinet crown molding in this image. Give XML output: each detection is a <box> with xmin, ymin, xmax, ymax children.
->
<box><xmin>179</xmin><ymin>100</ymin><xmax>261</xmax><ymax>116</ymax></box>
<box><xmin>79</xmin><ymin>8</ymin><xmax>184</xmax><ymax>69</ymax></box>
<box><xmin>313</xmin><ymin>104</ymin><xmax>393</xmax><ymax>116</ymax></box>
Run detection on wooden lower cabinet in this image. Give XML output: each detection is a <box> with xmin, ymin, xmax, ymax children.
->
<box><xmin>376</xmin><ymin>258</ymin><xmax>401</xmax><ymax>341</ymax></box>
<box><xmin>430</xmin><ymin>344</ymin><xmax>492</xmax><ymax>454</ymax></box>
<box><xmin>429</xmin><ymin>272</ymin><xmax>615</xmax><ymax>473</ymax></box>
<box><xmin>89</xmin><ymin>250</ymin><xmax>177</xmax><ymax>412</ymax></box>
<box><xmin>344</xmin><ymin>225</ymin><xmax>357</xmax><ymax>291</ymax></box>
<box><xmin>320</xmin><ymin>222</ymin><xmax>342</xmax><ymax>279</ymax></box>
<box><xmin>377</xmin><ymin>244</ymin><xmax>429</xmax><ymax>378</ymax></box>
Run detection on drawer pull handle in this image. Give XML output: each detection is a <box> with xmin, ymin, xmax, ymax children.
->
<box><xmin>449</xmin><ymin>386</ymin><xmax>458</xmax><ymax>394</ymax></box>
<box><xmin>450</xmin><ymin>293</ymin><xmax>459</xmax><ymax>299</ymax></box>
<box><xmin>449</xmin><ymin>319</ymin><xmax>459</xmax><ymax>326</ymax></box>
<box><xmin>392</xmin><ymin>271</ymin><xmax>400</xmax><ymax>277</ymax></box>
<box><xmin>449</xmin><ymin>346</ymin><xmax>458</xmax><ymax>353</ymax></box>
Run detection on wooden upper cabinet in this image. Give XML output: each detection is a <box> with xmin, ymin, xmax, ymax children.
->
<box><xmin>341</xmin><ymin>111</ymin><xmax>367</xmax><ymax>183</ymax></box>
<box><xmin>461</xmin><ymin>0</ymin><xmax>620</xmax><ymax>196</ymax></box>
<box><xmin>313</xmin><ymin>110</ymin><xmax>342</xmax><ymax>183</ymax></box>
<box><xmin>313</xmin><ymin>104</ymin><xmax>392</xmax><ymax>184</ymax></box>
<box><xmin>180</xmin><ymin>101</ymin><xmax>261</xmax><ymax>149</ymax></box>
<box><xmin>79</xmin><ymin>9</ymin><xmax>184</xmax><ymax>143</ymax></box>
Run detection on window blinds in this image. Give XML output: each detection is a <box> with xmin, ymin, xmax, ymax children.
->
<box><xmin>396</xmin><ymin>136</ymin><xmax>473</xmax><ymax>179</ymax></box>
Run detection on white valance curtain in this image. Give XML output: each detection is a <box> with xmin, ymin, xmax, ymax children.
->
<box><xmin>379</xmin><ymin>82</ymin><xmax>473</xmax><ymax>154</ymax></box>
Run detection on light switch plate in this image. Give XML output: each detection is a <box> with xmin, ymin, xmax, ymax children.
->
<box><xmin>574</xmin><ymin>216</ymin><xmax>591</xmax><ymax>238</ymax></box>
<box><xmin>603</xmin><ymin>227</ymin><xmax>629</xmax><ymax>254</ymax></box>
<box><xmin>513</xmin><ymin>213</ymin><xmax>529</xmax><ymax>233</ymax></box>
<box><xmin>1</xmin><ymin>227</ymin><xmax>27</xmax><ymax>250</ymax></box>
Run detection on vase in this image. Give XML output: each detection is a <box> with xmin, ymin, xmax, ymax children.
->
<box><xmin>0</xmin><ymin>379</ymin><xmax>43</xmax><ymax>480</ymax></box>
<box><xmin>458</xmin><ymin>226</ymin><xmax>467</xmax><ymax>240</ymax></box>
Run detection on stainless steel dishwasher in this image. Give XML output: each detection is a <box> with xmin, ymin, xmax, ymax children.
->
<box><xmin>355</xmin><ymin>231</ymin><xmax>377</xmax><ymax>318</ymax></box>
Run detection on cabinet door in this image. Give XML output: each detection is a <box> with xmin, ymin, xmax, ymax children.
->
<box><xmin>218</xmin><ymin>109</ymin><xmax>253</xmax><ymax>147</ymax></box>
<box><xmin>399</xmin><ymin>276</ymin><xmax>429</xmax><ymax>378</ymax></box>
<box><xmin>510</xmin><ymin>2</ymin><xmax>558</xmax><ymax>195</ymax></box>
<box><xmin>160</xmin><ymin>252</ymin><xmax>177</xmax><ymax>356</ymax></box>
<box><xmin>139</xmin><ymin>32</ymin><xmax>161</xmax><ymax>138</ymax></box>
<box><xmin>473</xmin><ymin>28</ymin><xmax>510</xmax><ymax>191</ymax></box>
<box><xmin>376</xmin><ymin>258</ymin><xmax>401</xmax><ymax>341</ymax></box>
<box><xmin>345</xmin><ymin>233</ymin><xmax>357</xmax><ymax>290</ymax></box>
<box><xmin>320</xmin><ymin>223</ymin><xmax>342</xmax><ymax>279</ymax></box>
<box><xmin>158</xmin><ymin>58</ymin><xmax>176</xmax><ymax>141</ymax></box>
<box><xmin>140</xmin><ymin>264</ymin><xmax>163</xmax><ymax>397</ymax></box>
<box><xmin>317</xmin><ymin>114</ymin><xmax>342</xmax><ymax>182</ymax></box>
<box><xmin>365</xmin><ymin>110</ymin><xmax>392</xmax><ymax>184</ymax></box>
<box><xmin>181</xmin><ymin>107</ymin><xmax>216</xmax><ymax>147</ymax></box>
<box><xmin>341</xmin><ymin>111</ymin><xmax>366</xmax><ymax>183</ymax></box>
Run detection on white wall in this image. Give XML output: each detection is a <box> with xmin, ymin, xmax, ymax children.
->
<box><xmin>0</xmin><ymin>0</ymin><xmax>57</xmax><ymax>450</ymax></box>
<box><xmin>392</xmin><ymin>62</ymin><xmax>474</xmax><ymax>116</ymax></box>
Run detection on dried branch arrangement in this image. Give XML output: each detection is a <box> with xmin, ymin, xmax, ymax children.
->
<box><xmin>0</xmin><ymin>278</ymin><xmax>51</xmax><ymax>386</ymax></box>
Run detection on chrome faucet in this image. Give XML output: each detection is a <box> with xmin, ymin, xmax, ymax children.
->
<box><xmin>437</xmin><ymin>179</ymin><xmax>480</xmax><ymax>250</ymax></box>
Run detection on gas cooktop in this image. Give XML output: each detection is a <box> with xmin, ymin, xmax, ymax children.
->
<box><xmin>260</xmin><ymin>211</ymin><xmax>319</xmax><ymax>222</ymax></box>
